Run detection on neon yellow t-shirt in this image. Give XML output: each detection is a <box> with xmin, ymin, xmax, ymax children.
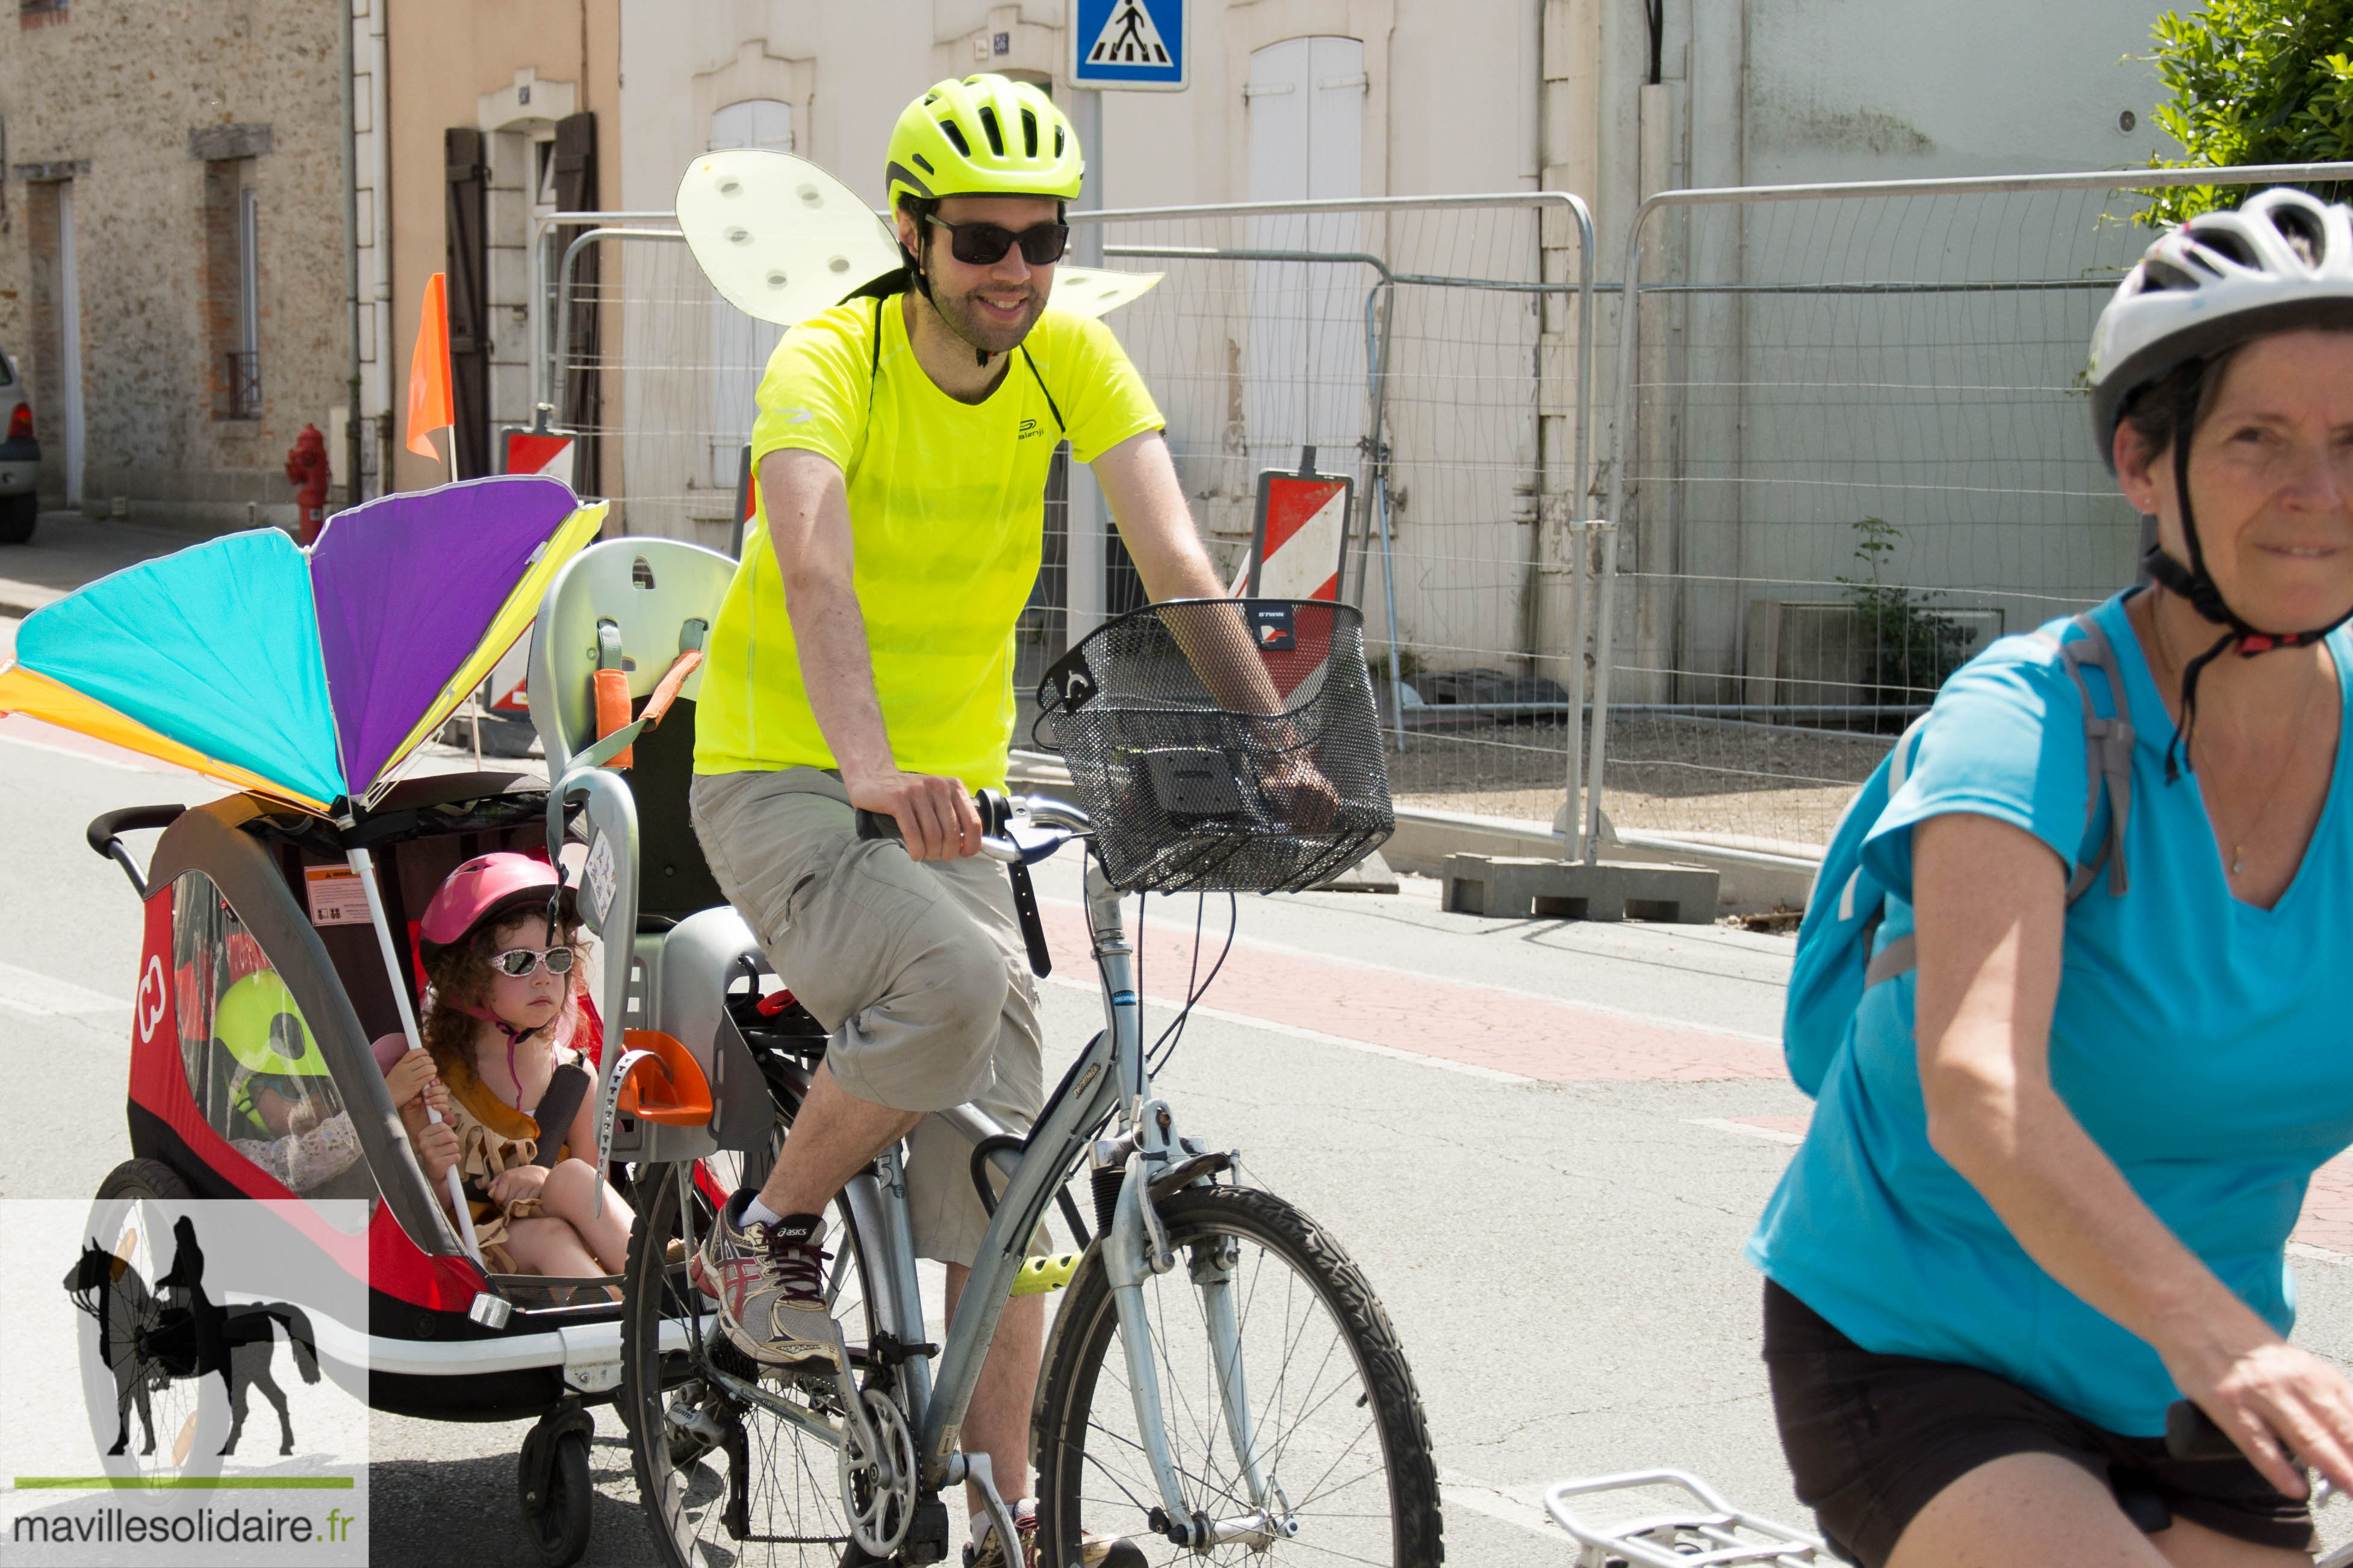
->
<box><xmin>694</xmin><ymin>294</ymin><xmax>1164</xmax><ymax>790</ymax></box>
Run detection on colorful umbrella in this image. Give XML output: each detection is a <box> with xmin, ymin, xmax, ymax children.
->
<box><xmin>0</xmin><ymin>474</ymin><xmax>607</xmax><ymax>813</ymax></box>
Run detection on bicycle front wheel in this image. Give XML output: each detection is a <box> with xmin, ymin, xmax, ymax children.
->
<box><xmin>1034</xmin><ymin>1185</ymin><xmax>1443</xmax><ymax>1568</ymax></box>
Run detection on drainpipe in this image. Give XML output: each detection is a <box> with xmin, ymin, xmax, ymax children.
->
<box><xmin>367</xmin><ymin>2</ymin><xmax>392</xmax><ymax>490</ymax></box>
<box><xmin>341</xmin><ymin>0</ymin><xmax>362</xmax><ymax>505</ymax></box>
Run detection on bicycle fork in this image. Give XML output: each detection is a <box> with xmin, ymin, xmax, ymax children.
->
<box><xmin>1090</xmin><ymin>868</ymin><xmax>1294</xmax><ymax>1552</ymax></box>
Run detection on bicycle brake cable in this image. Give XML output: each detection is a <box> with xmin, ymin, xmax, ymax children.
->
<box><xmin>1148</xmin><ymin>891</ymin><xmax>1236</xmax><ymax>1074</ymax></box>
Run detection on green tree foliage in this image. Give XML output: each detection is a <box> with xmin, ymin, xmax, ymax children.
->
<box><xmin>2145</xmin><ymin>0</ymin><xmax>2353</xmax><ymax>223</ymax></box>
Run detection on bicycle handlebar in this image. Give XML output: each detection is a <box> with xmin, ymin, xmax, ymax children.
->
<box><xmin>853</xmin><ymin>790</ymin><xmax>1084</xmax><ymax>979</ymax></box>
<box><xmin>85</xmin><ymin>804</ymin><xmax>185</xmax><ymax>900</ymax></box>
<box><xmin>854</xmin><ymin>791</ymin><xmax>1093</xmax><ymax>864</ymax></box>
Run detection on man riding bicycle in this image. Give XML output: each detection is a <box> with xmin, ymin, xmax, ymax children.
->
<box><xmin>686</xmin><ymin>74</ymin><xmax>1222</xmax><ymax>1567</ymax></box>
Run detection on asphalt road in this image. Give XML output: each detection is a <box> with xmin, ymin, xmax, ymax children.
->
<box><xmin>8</xmin><ymin>701</ymin><xmax>2353</xmax><ymax>1564</ymax></box>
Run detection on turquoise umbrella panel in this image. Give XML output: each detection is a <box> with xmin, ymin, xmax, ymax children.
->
<box><xmin>12</xmin><ymin>528</ymin><xmax>342</xmax><ymax>804</ymax></box>
<box><xmin>7</xmin><ymin>474</ymin><xmax>596</xmax><ymax>808</ymax></box>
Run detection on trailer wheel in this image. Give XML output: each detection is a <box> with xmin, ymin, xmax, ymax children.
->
<box><xmin>519</xmin><ymin>1410</ymin><xmax>594</xmax><ymax>1567</ymax></box>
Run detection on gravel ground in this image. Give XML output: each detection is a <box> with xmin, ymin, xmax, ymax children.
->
<box><xmin>1390</xmin><ymin>715</ymin><xmax>1892</xmax><ymax>845</ymax></box>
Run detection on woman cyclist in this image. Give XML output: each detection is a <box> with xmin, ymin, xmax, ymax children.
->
<box><xmin>1748</xmin><ymin>187</ymin><xmax>2353</xmax><ymax>1567</ymax></box>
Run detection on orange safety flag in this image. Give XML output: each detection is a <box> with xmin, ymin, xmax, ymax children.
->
<box><xmin>404</xmin><ymin>272</ymin><xmax>454</xmax><ymax>462</ymax></box>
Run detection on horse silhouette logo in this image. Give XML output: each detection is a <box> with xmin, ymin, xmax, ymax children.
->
<box><xmin>61</xmin><ymin>1214</ymin><xmax>320</xmax><ymax>1460</ymax></box>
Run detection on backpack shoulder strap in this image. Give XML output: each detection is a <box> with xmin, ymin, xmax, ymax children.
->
<box><xmin>2030</xmin><ymin>610</ymin><xmax>2134</xmax><ymax>902</ymax></box>
<box><xmin>1860</xmin><ymin>611</ymin><xmax>2136</xmax><ymax>993</ymax></box>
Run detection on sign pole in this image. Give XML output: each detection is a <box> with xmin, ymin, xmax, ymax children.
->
<box><xmin>1063</xmin><ymin>0</ymin><xmax>1183</xmax><ymax>648</ymax></box>
<box><xmin>1063</xmin><ymin>87</ymin><xmax>1108</xmax><ymax>648</ymax></box>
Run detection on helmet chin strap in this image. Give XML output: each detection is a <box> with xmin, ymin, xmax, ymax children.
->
<box><xmin>454</xmin><ymin>998</ymin><xmax>555</xmax><ymax>1094</ymax></box>
<box><xmin>2143</xmin><ymin>373</ymin><xmax>2352</xmax><ymax>783</ymax></box>
<box><xmin>901</xmin><ymin>240</ymin><xmax>999</xmax><ymax>370</ymax></box>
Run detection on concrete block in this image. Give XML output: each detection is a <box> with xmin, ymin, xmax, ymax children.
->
<box><xmin>1441</xmin><ymin>854</ymin><xmax>1720</xmax><ymax>923</ymax></box>
<box><xmin>1314</xmin><ymin>848</ymin><xmax>1399</xmax><ymax>894</ymax></box>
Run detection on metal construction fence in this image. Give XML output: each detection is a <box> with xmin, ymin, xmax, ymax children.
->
<box><xmin>532</xmin><ymin>194</ymin><xmax>1606</xmax><ymax>817</ymax></box>
<box><xmin>1581</xmin><ymin>160</ymin><xmax>2353</xmax><ymax>866</ymax></box>
<box><xmin>1067</xmin><ymin>193</ymin><xmax>1598</xmax><ymax>809</ymax></box>
<box><xmin>523</xmin><ymin>163</ymin><xmax>2353</xmax><ymax>879</ymax></box>
<box><xmin>530</xmin><ymin>209</ymin><xmax>747</xmax><ymax>553</ymax></box>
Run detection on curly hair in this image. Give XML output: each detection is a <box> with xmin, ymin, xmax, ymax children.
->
<box><xmin>417</xmin><ymin>891</ymin><xmax>589</xmax><ymax>1080</ymax></box>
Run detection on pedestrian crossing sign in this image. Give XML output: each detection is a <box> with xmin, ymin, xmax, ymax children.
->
<box><xmin>1071</xmin><ymin>0</ymin><xmax>1187</xmax><ymax>90</ymax></box>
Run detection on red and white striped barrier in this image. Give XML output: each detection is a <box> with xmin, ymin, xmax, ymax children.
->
<box><xmin>1244</xmin><ymin>450</ymin><xmax>1353</xmax><ymax>602</ymax></box>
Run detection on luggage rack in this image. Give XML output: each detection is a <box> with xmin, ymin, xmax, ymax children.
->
<box><xmin>1545</xmin><ymin>1470</ymin><xmax>1826</xmax><ymax>1567</ymax></box>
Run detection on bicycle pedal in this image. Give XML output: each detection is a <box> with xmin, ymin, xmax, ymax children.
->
<box><xmin>1010</xmin><ymin>1253</ymin><xmax>1080</xmax><ymax>1297</ymax></box>
<box><xmin>704</xmin><ymin>1321</ymin><xmax>760</xmax><ymax>1384</ymax></box>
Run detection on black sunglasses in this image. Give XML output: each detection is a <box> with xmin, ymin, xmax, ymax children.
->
<box><xmin>924</xmin><ymin>213</ymin><xmax>1070</xmax><ymax>267</ymax></box>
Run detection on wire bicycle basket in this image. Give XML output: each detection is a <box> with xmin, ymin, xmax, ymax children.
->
<box><xmin>1036</xmin><ymin>598</ymin><xmax>1393</xmax><ymax>893</ymax></box>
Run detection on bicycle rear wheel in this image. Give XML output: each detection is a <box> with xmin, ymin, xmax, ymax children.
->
<box><xmin>1034</xmin><ymin>1185</ymin><xmax>1443</xmax><ymax>1568</ymax></box>
<box><xmin>621</xmin><ymin>1151</ymin><xmax>883</xmax><ymax>1568</ymax></box>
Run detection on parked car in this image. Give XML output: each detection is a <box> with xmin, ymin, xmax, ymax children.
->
<box><xmin>0</xmin><ymin>350</ymin><xmax>39</xmax><ymax>543</ymax></box>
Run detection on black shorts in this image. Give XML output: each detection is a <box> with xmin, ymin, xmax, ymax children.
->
<box><xmin>1761</xmin><ymin>1280</ymin><xmax>2314</xmax><ymax>1566</ymax></box>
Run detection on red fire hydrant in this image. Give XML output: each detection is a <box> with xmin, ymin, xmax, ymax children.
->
<box><xmin>284</xmin><ymin>423</ymin><xmax>331</xmax><ymax>544</ymax></box>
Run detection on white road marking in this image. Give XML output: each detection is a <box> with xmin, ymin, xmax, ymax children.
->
<box><xmin>1689</xmin><ymin>1117</ymin><xmax>1806</xmax><ymax>1146</ymax></box>
<box><xmin>0</xmin><ymin>959</ymin><xmax>129</xmax><ymax>1017</ymax></box>
<box><xmin>1435</xmin><ymin>1467</ymin><xmax>1563</xmax><ymax>1540</ymax></box>
<box><xmin>2291</xmin><ymin>1241</ymin><xmax>2352</xmax><ymax>1266</ymax></box>
<box><xmin>1039</xmin><ymin>973</ymin><xmax>1534</xmax><ymax>1084</ymax></box>
<box><xmin>0</xmin><ymin>725</ymin><xmax>173</xmax><ymax>775</ymax></box>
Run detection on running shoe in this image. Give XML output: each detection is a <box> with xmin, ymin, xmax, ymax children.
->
<box><xmin>688</xmin><ymin>1192</ymin><xmax>843</xmax><ymax>1366</ymax></box>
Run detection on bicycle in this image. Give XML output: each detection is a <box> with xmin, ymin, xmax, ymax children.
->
<box><xmin>614</xmin><ymin>598</ymin><xmax>1441</xmax><ymax>1568</ymax></box>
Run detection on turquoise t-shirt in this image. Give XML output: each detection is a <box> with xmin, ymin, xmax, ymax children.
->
<box><xmin>1748</xmin><ymin>589</ymin><xmax>2353</xmax><ymax>1436</ymax></box>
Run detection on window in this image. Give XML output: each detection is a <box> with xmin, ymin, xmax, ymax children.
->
<box><xmin>172</xmin><ymin>871</ymin><xmax>365</xmax><ymax>1197</ymax></box>
<box><xmin>707</xmin><ymin>98</ymin><xmax>792</xmax><ymax>154</ymax></box>
<box><xmin>534</xmin><ymin>137</ymin><xmax>561</xmax><ymax>210</ymax></box>
<box><xmin>204</xmin><ymin>161</ymin><xmax>261</xmax><ymax>420</ymax></box>
<box><xmin>233</xmin><ymin>187</ymin><xmax>260</xmax><ymax>418</ymax></box>
<box><xmin>1246</xmin><ymin>37</ymin><xmax>1367</xmax><ymax>473</ymax></box>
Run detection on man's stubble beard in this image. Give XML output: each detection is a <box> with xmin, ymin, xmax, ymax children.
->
<box><xmin>931</xmin><ymin>274</ymin><xmax>1044</xmax><ymax>356</ymax></box>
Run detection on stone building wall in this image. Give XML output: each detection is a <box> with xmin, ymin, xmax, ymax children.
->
<box><xmin>0</xmin><ymin>0</ymin><xmax>349</xmax><ymax>531</ymax></box>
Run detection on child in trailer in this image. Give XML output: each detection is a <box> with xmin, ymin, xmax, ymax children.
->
<box><xmin>371</xmin><ymin>852</ymin><xmax>633</xmax><ymax>1281</ymax></box>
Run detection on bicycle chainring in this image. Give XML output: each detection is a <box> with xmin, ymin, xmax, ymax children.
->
<box><xmin>837</xmin><ymin>1386</ymin><xmax>918</xmax><ymax>1558</ymax></box>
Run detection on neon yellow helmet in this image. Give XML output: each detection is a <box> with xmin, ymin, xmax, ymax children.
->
<box><xmin>215</xmin><ymin>971</ymin><xmax>328</xmax><ymax>1078</ymax></box>
<box><xmin>884</xmin><ymin>74</ymin><xmax>1083</xmax><ymax>212</ymax></box>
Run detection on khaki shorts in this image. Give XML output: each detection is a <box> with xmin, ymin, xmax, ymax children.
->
<box><xmin>689</xmin><ymin>767</ymin><xmax>1045</xmax><ymax>1265</ymax></box>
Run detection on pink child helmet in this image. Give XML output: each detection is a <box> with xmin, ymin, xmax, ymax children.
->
<box><xmin>419</xmin><ymin>852</ymin><xmax>562</xmax><ymax>946</ymax></box>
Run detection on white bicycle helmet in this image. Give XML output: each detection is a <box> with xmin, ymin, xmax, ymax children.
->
<box><xmin>2084</xmin><ymin>187</ymin><xmax>2353</xmax><ymax>778</ymax></box>
<box><xmin>2089</xmin><ymin>187</ymin><xmax>2353</xmax><ymax>468</ymax></box>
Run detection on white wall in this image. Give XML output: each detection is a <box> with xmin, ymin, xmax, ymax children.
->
<box><xmin>1744</xmin><ymin>0</ymin><xmax>2174</xmax><ymax>186</ymax></box>
<box><xmin>603</xmin><ymin>0</ymin><xmax>2197</xmax><ymax>677</ymax></box>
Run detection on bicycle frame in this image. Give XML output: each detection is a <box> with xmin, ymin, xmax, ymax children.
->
<box><xmin>650</xmin><ymin>793</ymin><xmax>1284</xmax><ymax>1552</ymax></box>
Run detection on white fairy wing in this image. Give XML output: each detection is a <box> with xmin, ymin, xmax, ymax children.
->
<box><xmin>677</xmin><ymin>149</ymin><xmax>900</xmax><ymax>329</ymax></box>
<box><xmin>677</xmin><ymin>149</ymin><xmax>1164</xmax><ymax>326</ymax></box>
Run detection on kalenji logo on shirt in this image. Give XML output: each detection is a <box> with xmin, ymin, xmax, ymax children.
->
<box><xmin>780</xmin><ymin>409</ymin><xmax>815</xmax><ymax>424</ymax></box>
<box><xmin>1018</xmin><ymin>418</ymin><xmax>1043</xmax><ymax>439</ymax></box>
